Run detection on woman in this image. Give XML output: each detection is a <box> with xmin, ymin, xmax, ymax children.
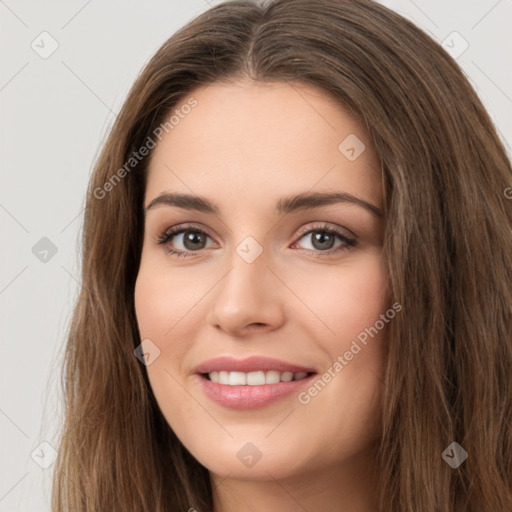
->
<box><xmin>51</xmin><ymin>0</ymin><xmax>512</xmax><ymax>510</ymax></box>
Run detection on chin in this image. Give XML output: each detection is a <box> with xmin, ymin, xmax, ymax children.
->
<box><xmin>184</xmin><ymin>433</ymin><xmax>316</xmax><ymax>482</ymax></box>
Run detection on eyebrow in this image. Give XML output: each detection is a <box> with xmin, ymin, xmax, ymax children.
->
<box><xmin>145</xmin><ymin>191</ymin><xmax>383</xmax><ymax>218</ymax></box>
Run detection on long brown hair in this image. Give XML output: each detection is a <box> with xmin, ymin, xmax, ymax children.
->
<box><xmin>51</xmin><ymin>0</ymin><xmax>512</xmax><ymax>510</ymax></box>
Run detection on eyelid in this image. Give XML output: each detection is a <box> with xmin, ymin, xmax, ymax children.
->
<box><xmin>294</xmin><ymin>221</ymin><xmax>356</xmax><ymax>240</ymax></box>
<box><xmin>156</xmin><ymin>222</ymin><xmax>216</xmax><ymax>247</ymax></box>
<box><xmin>157</xmin><ymin>221</ymin><xmax>355</xmax><ymax>241</ymax></box>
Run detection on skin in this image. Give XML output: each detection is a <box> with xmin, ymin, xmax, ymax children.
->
<box><xmin>134</xmin><ymin>80</ymin><xmax>390</xmax><ymax>512</ymax></box>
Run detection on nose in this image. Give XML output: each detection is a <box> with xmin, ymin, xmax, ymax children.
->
<box><xmin>206</xmin><ymin>240</ymin><xmax>286</xmax><ymax>337</ymax></box>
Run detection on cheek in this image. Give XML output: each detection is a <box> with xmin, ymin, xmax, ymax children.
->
<box><xmin>292</xmin><ymin>250</ymin><xmax>389</xmax><ymax>340</ymax></box>
<box><xmin>133</xmin><ymin>265</ymin><xmax>196</xmax><ymax>417</ymax></box>
<box><xmin>133</xmin><ymin>253</ymin><xmax>215</xmax><ymax>400</ymax></box>
<box><xmin>327</xmin><ymin>252</ymin><xmax>390</xmax><ymax>391</ymax></box>
<box><xmin>336</xmin><ymin>255</ymin><xmax>389</xmax><ymax>334</ymax></box>
<box><xmin>134</xmin><ymin>259</ymin><xmax>204</xmax><ymax>346</ymax></box>
<box><xmin>134</xmin><ymin>270</ymin><xmax>167</xmax><ymax>339</ymax></box>
<box><xmin>292</xmin><ymin>252</ymin><xmax>389</xmax><ymax>434</ymax></box>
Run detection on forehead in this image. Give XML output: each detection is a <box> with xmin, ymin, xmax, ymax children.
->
<box><xmin>145</xmin><ymin>80</ymin><xmax>382</xmax><ymax>213</ymax></box>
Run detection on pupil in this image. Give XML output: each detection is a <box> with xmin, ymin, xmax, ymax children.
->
<box><xmin>184</xmin><ymin>231</ymin><xmax>205</xmax><ymax>250</ymax></box>
<box><xmin>312</xmin><ymin>232</ymin><xmax>334</xmax><ymax>250</ymax></box>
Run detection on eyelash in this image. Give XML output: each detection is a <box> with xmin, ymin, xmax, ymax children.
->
<box><xmin>155</xmin><ymin>222</ymin><xmax>357</xmax><ymax>259</ymax></box>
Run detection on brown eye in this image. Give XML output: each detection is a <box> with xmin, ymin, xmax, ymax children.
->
<box><xmin>179</xmin><ymin>230</ymin><xmax>208</xmax><ymax>251</ymax></box>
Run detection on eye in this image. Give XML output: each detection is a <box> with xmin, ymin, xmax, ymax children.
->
<box><xmin>292</xmin><ymin>223</ymin><xmax>357</xmax><ymax>256</ymax></box>
<box><xmin>156</xmin><ymin>225</ymin><xmax>215</xmax><ymax>258</ymax></box>
<box><xmin>155</xmin><ymin>222</ymin><xmax>357</xmax><ymax>259</ymax></box>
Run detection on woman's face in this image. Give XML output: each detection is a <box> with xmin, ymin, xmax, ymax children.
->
<box><xmin>134</xmin><ymin>80</ymin><xmax>389</xmax><ymax>482</ymax></box>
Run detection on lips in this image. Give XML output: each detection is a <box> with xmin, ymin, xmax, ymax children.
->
<box><xmin>194</xmin><ymin>356</ymin><xmax>318</xmax><ymax>409</ymax></box>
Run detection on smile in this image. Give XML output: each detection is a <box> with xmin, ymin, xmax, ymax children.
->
<box><xmin>194</xmin><ymin>356</ymin><xmax>318</xmax><ymax>409</ymax></box>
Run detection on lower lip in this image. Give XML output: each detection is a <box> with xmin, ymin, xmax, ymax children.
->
<box><xmin>196</xmin><ymin>373</ymin><xmax>317</xmax><ymax>409</ymax></box>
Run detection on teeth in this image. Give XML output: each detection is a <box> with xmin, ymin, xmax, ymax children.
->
<box><xmin>208</xmin><ymin>370</ymin><xmax>308</xmax><ymax>385</ymax></box>
<box><xmin>247</xmin><ymin>371</ymin><xmax>265</xmax><ymax>385</ymax></box>
<box><xmin>266</xmin><ymin>370</ymin><xmax>280</xmax><ymax>384</ymax></box>
<box><xmin>229</xmin><ymin>371</ymin><xmax>246</xmax><ymax>385</ymax></box>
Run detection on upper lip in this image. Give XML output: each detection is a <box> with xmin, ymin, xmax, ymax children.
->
<box><xmin>194</xmin><ymin>356</ymin><xmax>317</xmax><ymax>374</ymax></box>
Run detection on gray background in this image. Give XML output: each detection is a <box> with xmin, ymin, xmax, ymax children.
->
<box><xmin>1</xmin><ymin>0</ymin><xmax>511</xmax><ymax>510</ymax></box>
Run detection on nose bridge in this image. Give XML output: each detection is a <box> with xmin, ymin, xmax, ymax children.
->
<box><xmin>219</xmin><ymin>233</ymin><xmax>270</xmax><ymax>304</ymax></box>
<box><xmin>208</xmin><ymin>231</ymin><xmax>285</xmax><ymax>333</ymax></box>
